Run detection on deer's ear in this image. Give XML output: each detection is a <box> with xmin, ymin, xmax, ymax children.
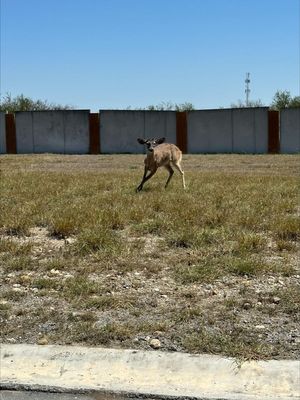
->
<box><xmin>137</xmin><ymin>138</ymin><xmax>146</xmax><ymax>145</ymax></box>
<box><xmin>156</xmin><ymin>137</ymin><xmax>165</xmax><ymax>144</ymax></box>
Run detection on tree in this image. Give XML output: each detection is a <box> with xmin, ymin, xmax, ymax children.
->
<box><xmin>231</xmin><ymin>99</ymin><xmax>264</xmax><ymax>108</ymax></box>
<box><xmin>0</xmin><ymin>93</ymin><xmax>73</xmax><ymax>113</ymax></box>
<box><xmin>146</xmin><ymin>101</ymin><xmax>195</xmax><ymax>111</ymax></box>
<box><xmin>270</xmin><ymin>90</ymin><xmax>300</xmax><ymax>110</ymax></box>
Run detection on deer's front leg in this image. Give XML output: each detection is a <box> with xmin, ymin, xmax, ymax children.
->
<box><xmin>136</xmin><ymin>167</ymin><xmax>157</xmax><ymax>192</ymax></box>
<box><xmin>136</xmin><ymin>166</ymin><xmax>148</xmax><ymax>192</ymax></box>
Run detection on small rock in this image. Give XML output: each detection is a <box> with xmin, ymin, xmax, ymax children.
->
<box><xmin>255</xmin><ymin>325</ymin><xmax>266</xmax><ymax>330</ymax></box>
<box><xmin>149</xmin><ymin>338</ymin><xmax>161</xmax><ymax>349</ymax></box>
<box><xmin>65</xmin><ymin>238</ymin><xmax>75</xmax><ymax>245</ymax></box>
<box><xmin>50</xmin><ymin>269</ymin><xmax>60</xmax><ymax>275</ymax></box>
<box><xmin>272</xmin><ymin>297</ymin><xmax>281</xmax><ymax>304</ymax></box>
<box><xmin>37</xmin><ymin>337</ymin><xmax>48</xmax><ymax>345</ymax></box>
<box><xmin>243</xmin><ymin>302</ymin><xmax>251</xmax><ymax>310</ymax></box>
<box><xmin>12</xmin><ymin>287</ymin><xmax>22</xmax><ymax>292</ymax></box>
<box><xmin>6</xmin><ymin>338</ymin><xmax>17</xmax><ymax>344</ymax></box>
<box><xmin>20</xmin><ymin>275</ymin><xmax>31</xmax><ymax>283</ymax></box>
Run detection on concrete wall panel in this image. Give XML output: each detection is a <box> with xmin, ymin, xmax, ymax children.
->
<box><xmin>232</xmin><ymin>108</ymin><xmax>268</xmax><ymax>153</ymax></box>
<box><xmin>0</xmin><ymin>112</ymin><xmax>6</xmax><ymax>154</ymax></box>
<box><xmin>144</xmin><ymin>111</ymin><xmax>176</xmax><ymax>144</ymax></box>
<box><xmin>64</xmin><ymin>111</ymin><xmax>90</xmax><ymax>154</ymax></box>
<box><xmin>100</xmin><ymin>111</ymin><xmax>177</xmax><ymax>153</ymax></box>
<box><xmin>232</xmin><ymin>109</ymin><xmax>255</xmax><ymax>153</ymax></box>
<box><xmin>100</xmin><ymin>111</ymin><xmax>145</xmax><ymax>153</ymax></box>
<box><xmin>280</xmin><ymin>108</ymin><xmax>300</xmax><ymax>153</ymax></box>
<box><xmin>187</xmin><ymin>110</ymin><xmax>232</xmax><ymax>153</ymax></box>
<box><xmin>254</xmin><ymin>108</ymin><xmax>268</xmax><ymax>153</ymax></box>
<box><xmin>33</xmin><ymin>112</ymin><xmax>65</xmax><ymax>153</ymax></box>
<box><xmin>16</xmin><ymin>111</ymin><xmax>90</xmax><ymax>154</ymax></box>
<box><xmin>15</xmin><ymin>112</ymin><xmax>34</xmax><ymax>153</ymax></box>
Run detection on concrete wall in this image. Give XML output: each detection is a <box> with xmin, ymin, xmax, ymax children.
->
<box><xmin>100</xmin><ymin>110</ymin><xmax>176</xmax><ymax>153</ymax></box>
<box><xmin>187</xmin><ymin>109</ymin><xmax>232</xmax><ymax>153</ymax></box>
<box><xmin>232</xmin><ymin>108</ymin><xmax>268</xmax><ymax>153</ymax></box>
<box><xmin>4</xmin><ymin>107</ymin><xmax>299</xmax><ymax>155</ymax></box>
<box><xmin>64</xmin><ymin>111</ymin><xmax>90</xmax><ymax>153</ymax></box>
<box><xmin>187</xmin><ymin>108</ymin><xmax>268</xmax><ymax>153</ymax></box>
<box><xmin>15</xmin><ymin>110</ymin><xmax>90</xmax><ymax>154</ymax></box>
<box><xmin>0</xmin><ymin>112</ymin><xmax>6</xmax><ymax>154</ymax></box>
<box><xmin>280</xmin><ymin>108</ymin><xmax>300</xmax><ymax>154</ymax></box>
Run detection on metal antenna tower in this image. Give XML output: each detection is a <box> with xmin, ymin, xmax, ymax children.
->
<box><xmin>245</xmin><ymin>72</ymin><xmax>250</xmax><ymax>106</ymax></box>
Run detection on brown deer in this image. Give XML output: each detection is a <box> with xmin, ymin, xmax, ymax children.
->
<box><xmin>136</xmin><ymin>137</ymin><xmax>186</xmax><ymax>192</ymax></box>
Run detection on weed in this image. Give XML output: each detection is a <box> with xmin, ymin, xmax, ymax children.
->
<box><xmin>183</xmin><ymin>327</ymin><xmax>270</xmax><ymax>360</ymax></box>
<box><xmin>273</xmin><ymin>217</ymin><xmax>300</xmax><ymax>241</ymax></box>
<box><xmin>69</xmin><ymin>322</ymin><xmax>132</xmax><ymax>345</ymax></box>
<box><xmin>32</xmin><ymin>278</ymin><xmax>61</xmax><ymax>290</ymax></box>
<box><xmin>226</xmin><ymin>257</ymin><xmax>269</xmax><ymax>277</ymax></box>
<box><xmin>3</xmin><ymin>255</ymin><xmax>34</xmax><ymax>272</ymax></box>
<box><xmin>73</xmin><ymin>227</ymin><xmax>122</xmax><ymax>255</ymax></box>
<box><xmin>0</xmin><ymin>239</ymin><xmax>33</xmax><ymax>255</ymax></box>
<box><xmin>63</xmin><ymin>276</ymin><xmax>104</xmax><ymax>301</ymax></box>
<box><xmin>174</xmin><ymin>260</ymin><xmax>221</xmax><ymax>284</ymax></box>
<box><xmin>276</xmin><ymin>239</ymin><xmax>296</xmax><ymax>252</ymax></box>
<box><xmin>2</xmin><ymin>290</ymin><xmax>26</xmax><ymax>302</ymax></box>
<box><xmin>85</xmin><ymin>295</ymin><xmax>116</xmax><ymax>310</ymax></box>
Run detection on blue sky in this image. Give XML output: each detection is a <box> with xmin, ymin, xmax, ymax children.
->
<box><xmin>1</xmin><ymin>0</ymin><xmax>299</xmax><ymax>111</ymax></box>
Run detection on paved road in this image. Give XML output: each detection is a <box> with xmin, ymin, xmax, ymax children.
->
<box><xmin>1</xmin><ymin>392</ymin><xmax>92</xmax><ymax>400</ymax></box>
<box><xmin>0</xmin><ymin>391</ymin><xmax>156</xmax><ymax>400</ymax></box>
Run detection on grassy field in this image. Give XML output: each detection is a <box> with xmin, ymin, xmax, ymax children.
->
<box><xmin>0</xmin><ymin>154</ymin><xmax>299</xmax><ymax>360</ymax></box>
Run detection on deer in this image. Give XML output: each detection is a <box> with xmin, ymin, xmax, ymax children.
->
<box><xmin>136</xmin><ymin>137</ymin><xmax>186</xmax><ymax>192</ymax></box>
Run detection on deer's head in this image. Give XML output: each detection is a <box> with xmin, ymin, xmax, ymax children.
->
<box><xmin>137</xmin><ymin>137</ymin><xmax>165</xmax><ymax>152</ymax></box>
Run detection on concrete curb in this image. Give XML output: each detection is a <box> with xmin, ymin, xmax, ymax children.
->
<box><xmin>1</xmin><ymin>344</ymin><xmax>299</xmax><ymax>400</ymax></box>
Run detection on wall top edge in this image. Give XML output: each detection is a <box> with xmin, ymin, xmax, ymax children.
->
<box><xmin>5</xmin><ymin>107</ymin><xmax>300</xmax><ymax>115</ymax></box>
<box><xmin>99</xmin><ymin>107</ymin><xmax>271</xmax><ymax>113</ymax></box>
<box><xmin>99</xmin><ymin>109</ymin><xmax>176</xmax><ymax>113</ymax></box>
<box><xmin>13</xmin><ymin>109</ymin><xmax>91</xmax><ymax>114</ymax></box>
<box><xmin>187</xmin><ymin>107</ymin><xmax>270</xmax><ymax>112</ymax></box>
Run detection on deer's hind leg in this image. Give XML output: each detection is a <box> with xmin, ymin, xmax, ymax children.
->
<box><xmin>173</xmin><ymin>161</ymin><xmax>186</xmax><ymax>189</ymax></box>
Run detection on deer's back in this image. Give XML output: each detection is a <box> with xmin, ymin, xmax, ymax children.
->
<box><xmin>145</xmin><ymin>143</ymin><xmax>182</xmax><ymax>168</ymax></box>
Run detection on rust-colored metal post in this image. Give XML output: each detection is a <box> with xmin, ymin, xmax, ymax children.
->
<box><xmin>176</xmin><ymin>111</ymin><xmax>187</xmax><ymax>153</ymax></box>
<box><xmin>89</xmin><ymin>113</ymin><xmax>100</xmax><ymax>154</ymax></box>
<box><xmin>5</xmin><ymin>113</ymin><xmax>17</xmax><ymax>154</ymax></box>
<box><xmin>268</xmin><ymin>110</ymin><xmax>280</xmax><ymax>154</ymax></box>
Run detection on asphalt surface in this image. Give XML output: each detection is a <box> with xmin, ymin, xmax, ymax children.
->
<box><xmin>1</xmin><ymin>392</ymin><xmax>92</xmax><ymax>400</ymax></box>
<box><xmin>1</xmin><ymin>391</ymin><xmax>154</xmax><ymax>400</ymax></box>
